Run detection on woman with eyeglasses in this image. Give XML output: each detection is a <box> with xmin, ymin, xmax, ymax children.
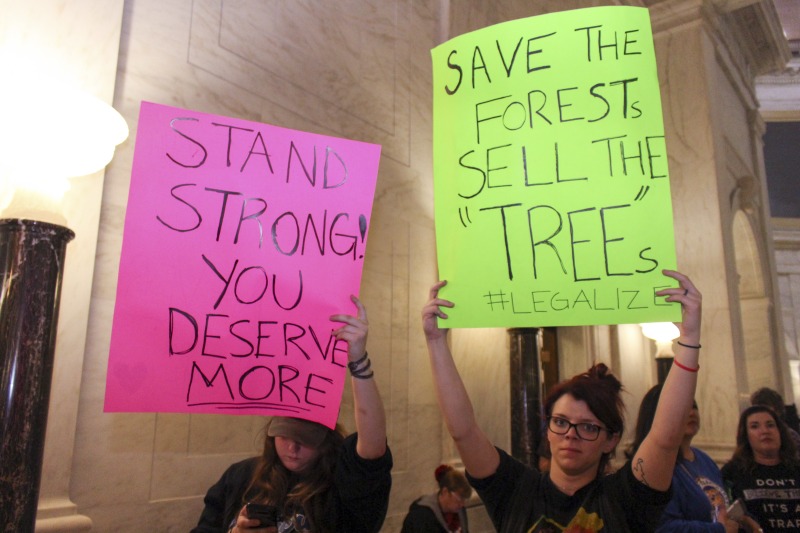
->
<box><xmin>401</xmin><ymin>464</ymin><xmax>474</xmax><ymax>532</ymax></box>
<box><xmin>421</xmin><ymin>270</ymin><xmax>701</xmax><ymax>532</ymax></box>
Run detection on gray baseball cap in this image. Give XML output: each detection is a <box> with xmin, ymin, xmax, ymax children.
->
<box><xmin>267</xmin><ymin>417</ymin><xmax>329</xmax><ymax>448</ymax></box>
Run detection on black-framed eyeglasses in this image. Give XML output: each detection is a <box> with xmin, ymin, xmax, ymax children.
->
<box><xmin>547</xmin><ymin>416</ymin><xmax>609</xmax><ymax>441</ymax></box>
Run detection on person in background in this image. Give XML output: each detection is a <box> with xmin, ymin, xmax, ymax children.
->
<box><xmin>722</xmin><ymin>405</ymin><xmax>800</xmax><ymax>533</ymax></box>
<box><xmin>422</xmin><ymin>270</ymin><xmax>702</xmax><ymax>532</ymax></box>
<box><xmin>401</xmin><ymin>464</ymin><xmax>473</xmax><ymax>533</ymax></box>
<box><xmin>783</xmin><ymin>403</ymin><xmax>800</xmax><ymax>435</ymax></box>
<box><xmin>191</xmin><ymin>296</ymin><xmax>392</xmax><ymax>533</ymax></box>
<box><xmin>750</xmin><ymin>387</ymin><xmax>800</xmax><ymax>455</ymax></box>
<box><xmin>627</xmin><ymin>384</ymin><xmax>758</xmax><ymax>532</ymax></box>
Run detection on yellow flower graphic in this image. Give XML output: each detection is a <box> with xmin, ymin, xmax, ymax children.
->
<box><xmin>563</xmin><ymin>508</ymin><xmax>604</xmax><ymax>532</ymax></box>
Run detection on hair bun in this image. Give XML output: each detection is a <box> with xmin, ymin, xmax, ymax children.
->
<box><xmin>586</xmin><ymin>363</ymin><xmax>621</xmax><ymax>393</ymax></box>
<box><xmin>587</xmin><ymin>362</ymin><xmax>609</xmax><ymax>378</ymax></box>
<box><xmin>434</xmin><ymin>464</ymin><xmax>452</xmax><ymax>482</ymax></box>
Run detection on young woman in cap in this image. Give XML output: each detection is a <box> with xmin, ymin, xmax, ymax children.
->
<box><xmin>192</xmin><ymin>295</ymin><xmax>392</xmax><ymax>533</ymax></box>
<box><xmin>421</xmin><ymin>270</ymin><xmax>702</xmax><ymax>532</ymax></box>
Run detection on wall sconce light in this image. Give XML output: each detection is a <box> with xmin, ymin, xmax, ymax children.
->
<box><xmin>0</xmin><ymin>81</ymin><xmax>128</xmax><ymax>530</ymax></box>
<box><xmin>640</xmin><ymin>322</ymin><xmax>680</xmax><ymax>384</ymax></box>
<box><xmin>0</xmin><ymin>84</ymin><xmax>129</xmax><ymax>224</ymax></box>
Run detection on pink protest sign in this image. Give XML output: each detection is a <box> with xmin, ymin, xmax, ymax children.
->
<box><xmin>105</xmin><ymin>101</ymin><xmax>380</xmax><ymax>428</ymax></box>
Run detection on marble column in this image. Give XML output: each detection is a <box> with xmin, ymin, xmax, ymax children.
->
<box><xmin>508</xmin><ymin>328</ymin><xmax>543</xmax><ymax>468</ymax></box>
<box><xmin>0</xmin><ymin>219</ymin><xmax>74</xmax><ymax>533</ymax></box>
<box><xmin>656</xmin><ymin>356</ymin><xmax>674</xmax><ymax>385</ymax></box>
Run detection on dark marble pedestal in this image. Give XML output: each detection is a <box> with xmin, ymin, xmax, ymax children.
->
<box><xmin>0</xmin><ymin>218</ymin><xmax>74</xmax><ymax>533</ymax></box>
<box><xmin>508</xmin><ymin>328</ymin><xmax>542</xmax><ymax>468</ymax></box>
<box><xmin>656</xmin><ymin>356</ymin><xmax>674</xmax><ymax>385</ymax></box>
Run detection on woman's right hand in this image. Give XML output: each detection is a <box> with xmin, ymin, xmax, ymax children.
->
<box><xmin>230</xmin><ymin>506</ymin><xmax>277</xmax><ymax>533</ymax></box>
<box><xmin>723</xmin><ymin>520</ymin><xmax>740</xmax><ymax>533</ymax></box>
<box><xmin>715</xmin><ymin>505</ymin><xmax>743</xmax><ymax>533</ymax></box>
<box><xmin>422</xmin><ymin>280</ymin><xmax>454</xmax><ymax>342</ymax></box>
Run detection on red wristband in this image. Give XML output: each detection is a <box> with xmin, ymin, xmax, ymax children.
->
<box><xmin>672</xmin><ymin>359</ymin><xmax>699</xmax><ymax>373</ymax></box>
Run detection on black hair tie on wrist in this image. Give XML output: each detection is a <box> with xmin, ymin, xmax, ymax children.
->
<box><xmin>677</xmin><ymin>341</ymin><xmax>701</xmax><ymax>349</ymax></box>
<box><xmin>348</xmin><ymin>352</ymin><xmax>374</xmax><ymax>378</ymax></box>
<box><xmin>347</xmin><ymin>352</ymin><xmax>369</xmax><ymax>372</ymax></box>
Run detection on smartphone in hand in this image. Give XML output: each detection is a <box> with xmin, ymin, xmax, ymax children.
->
<box><xmin>726</xmin><ymin>498</ymin><xmax>745</xmax><ymax>522</ymax></box>
<box><xmin>245</xmin><ymin>503</ymin><xmax>278</xmax><ymax>527</ymax></box>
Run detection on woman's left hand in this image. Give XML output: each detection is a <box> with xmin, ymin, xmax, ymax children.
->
<box><xmin>330</xmin><ymin>295</ymin><xmax>368</xmax><ymax>361</ymax></box>
<box><xmin>656</xmin><ymin>269</ymin><xmax>702</xmax><ymax>343</ymax></box>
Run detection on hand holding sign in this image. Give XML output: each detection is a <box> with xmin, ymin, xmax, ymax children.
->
<box><xmin>330</xmin><ymin>295</ymin><xmax>369</xmax><ymax>362</ymax></box>
<box><xmin>421</xmin><ymin>280</ymin><xmax>454</xmax><ymax>343</ymax></box>
<box><xmin>331</xmin><ymin>295</ymin><xmax>388</xmax><ymax>460</ymax></box>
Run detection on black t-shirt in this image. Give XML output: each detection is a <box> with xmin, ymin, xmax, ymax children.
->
<box><xmin>400</xmin><ymin>499</ymin><xmax>448</xmax><ymax>533</ymax></box>
<box><xmin>400</xmin><ymin>493</ymin><xmax>469</xmax><ymax>533</ymax></box>
<box><xmin>722</xmin><ymin>461</ymin><xmax>800</xmax><ymax>532</ymax></box>
<box><xmin>467</xmin><ymin>448</ymin><xmax>671</xmax><ymax>532</ymax></box>
<box><xmin>191</xmin><ymin>433</ymin><xmax>392</xmax><ymax>533</ymax></box>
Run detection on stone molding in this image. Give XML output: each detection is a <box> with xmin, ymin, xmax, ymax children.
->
<box><xmin>773</xmin><ymin>219</ymin><xmax>800</xmax><ymax>251</ymax></box>
<box><xmin>647</xmin><ymin>0</ymin><xmax>789</xmax><ymax>76</ymax></box>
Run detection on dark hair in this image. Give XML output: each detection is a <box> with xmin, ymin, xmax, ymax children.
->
<box><xmin>625</xmin><ymin>384</ymin><xmax>698</xmax><ymax>460</ymax></box>
<box><xmin>729</xmin><ymin>405</ymin><xmax>800</xmax><ymax>474</ymax></box>
<box><xmin>434</xmin><ymin>464</ymin><xmax>472</xmax><ymax>499</ymax></box>
<box><xmin>625</xmin><ymin>384</ymin><xmax>663</xmax><ymax>459</ymax></box>
<box><xmin>750</xmin><ymin>387</ymin><xmax>785</xmax><ymax>418</ymax></box>
<box><xmin>543</xmin><ymin>363</ymin><xmax>624</xmax><ymax>476</ymax></box>
<box><xmin>244</xmin><ymin>420</ymin><xmax>347</xmax><ymax>533</ymax></box>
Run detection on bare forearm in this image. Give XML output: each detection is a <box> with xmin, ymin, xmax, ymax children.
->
<box><xmin>650</xmin><ymin>338</ymin><xmax>700</xmax><ymax>448</ymax></box>
<box><xmin>421</xmin><ymin>281</ymin><xmax>498</xmax><ymax>477</ymax></box>
<box><xmin>352</xmin><ymin>374</ymin><xmax>387</xmax><ymax>459</ymax></box>
<box><xmin>633</xmin><ymin>270</ymin><xmax>702</xmax><ymax>490</ymax></box>
<box><xmin>329</xmin><ymin>296</ymin><xmax>386</xmax><ymax>459</ymax></box>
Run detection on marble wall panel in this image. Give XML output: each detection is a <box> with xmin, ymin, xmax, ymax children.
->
<box><xmin>187</xmin><ymin>0</ymin><xmax>411</xmax><ymax>163</ymax></box>
<box><xmin>741</xmin><ymin>297</ymin><xmax>780</xmax><ymax>388</ymax></box>
<box><xmin>775</xmin><ymin>222</ymin><xmax>800</xmax><ymax>401</ymax></box>
<box><xmin>778</xmin><ymin>272</ymin><xmax>800</xmax><ymax>360</ymax></box>
<box><xmin>653</xmin><ymin>19</ymin><xmax>744</xmax><ymax>450</ymax></box>
<box><xmin>219</xmin><ymin>1</ymin><xmax>397</xmax><ymax>131</ymax></box>
<box><xmin>709</xmin><ymin>9</ymin><xmax>791</xmax><ymax>409</ymax></box>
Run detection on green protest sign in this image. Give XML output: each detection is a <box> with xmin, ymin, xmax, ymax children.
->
<box><xmin>432</xmin><ymin>6</ymin><xmax>681</xmax><ymax>328</ymax></box>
